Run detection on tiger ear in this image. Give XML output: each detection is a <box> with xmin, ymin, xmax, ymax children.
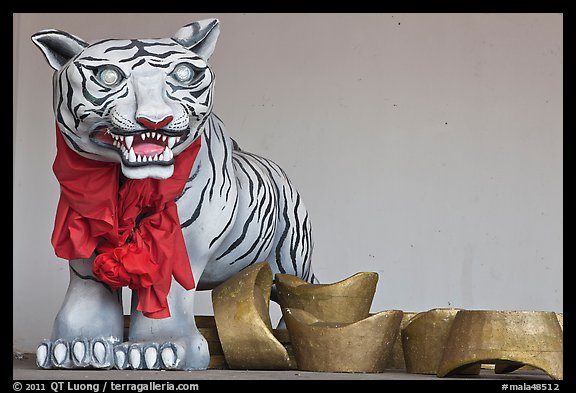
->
<box><xmin>31</xmin><ymin>29</ymin><xmax>87</xmax><ymax>71</ymax></box>
<box><xmin>172</xmin><ymin>19</ymin><xmax>220</xmax><ymax>60</ymax></box>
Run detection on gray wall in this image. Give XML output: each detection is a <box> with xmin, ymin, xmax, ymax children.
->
<box><xmin>13</xmin><ymin>13</ymin><xmax>563</xmax><ymax>352</ymax></box>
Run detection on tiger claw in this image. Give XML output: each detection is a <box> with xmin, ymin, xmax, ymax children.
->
<box><xmin>36</xmin><ymin>337</ymin><xmax>117</xmax><ymax>369</ymax></box>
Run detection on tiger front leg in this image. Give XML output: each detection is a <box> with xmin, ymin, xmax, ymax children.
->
<box><xmin>36</xmin><ymin>258</ymin><xmax>124</xmax><ymax>369</ymax></box>
<box><xmin>115</xmin><ymin>279</ymin><xmax>209</xmax><ymax>370</ymax></box>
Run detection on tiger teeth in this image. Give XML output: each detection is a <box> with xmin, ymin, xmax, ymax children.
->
<box><xmin>111</xmin><ymin>131</ymin><xmax>181</xmax><ymax>146</ymax></box>
<box><xmin>128</xmin><ymin>147</ymin><xmax>136</xmax><ymax>162</ymax></box>
<box><xmin>124</xmin><ymin>135</ymin><xmax>133</xmax><ymax>149</ymax></box>
<box><xmin>163</xmin><ymin>146</ymin><xmax>173</xmax><ymax>160</ymax></box>
<box><xmin>167</xmin><ymin>137</ymin><xmax>176</xmax><ymax>148</ymax></box>
<box><xmin>118</xmin><ymin>131</ymin><xmax>181</xmax><ymax>146</ymax></box>
<box><xmin>110</xmin><ymin>130</ymin><xmax>180</xmax><ymax>163</ymax></box>
<box><xmin>126</xmin><ymin>146</ymin><xmax>173</xmax><ymax>163</ymax></box>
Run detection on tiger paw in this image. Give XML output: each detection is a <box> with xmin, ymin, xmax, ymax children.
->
<box><xmin>36</xmin><ymin>336</ymin><xmax>118</xmax><ymax>369</ymax></box>
<box><xmin>114</xmin><ymin>335</ymin><xmax>209</xmax><ymax>370</ymax></box>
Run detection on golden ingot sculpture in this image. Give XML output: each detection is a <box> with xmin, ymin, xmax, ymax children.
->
<box><xmin>386</xmin><ymin>311</ymin><xmax>417</xmax><ymax>370</ymax></box>
<box><xmin>556</xmin><ymin>313</ymin><xmax>563</xmax><ymax>330</ymax></box>
<box><xmin>401</xmin><ymin>308</ymin><xmax>480</xmax><ymax>375</ymax></box>
<box><xmin>437</xmin><ymin>310</ymin><xmax>563</xmax><ymax>380</ymax></box>
<box><xmin>275</xmin><ymin>272</ymin><xmax>378</xmax><ymax>323</ymax></box>
<box><xmin>492</xmin><ymin>312</ymin><xmax>565</xmax><ymax>375</ymax></box>
<box><xmin>212</xmin><ymin>262</ymin><xmax>293</xmax><ymax>370</ymax></box>
<box><xmin>283</xmin><ymin>307</ymin><xmax>403</xmax><ymax>373</ymax></box>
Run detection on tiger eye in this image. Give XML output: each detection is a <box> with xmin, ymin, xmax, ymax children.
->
<box><xmin>99</xmin><ymin>67</ymin><xmax>120</xmax><ymax>86</ymax></box>
<box><xmin>173</xmin><ymin>63</ymin><xmax>194</xmax><ymax>83</ymax></box>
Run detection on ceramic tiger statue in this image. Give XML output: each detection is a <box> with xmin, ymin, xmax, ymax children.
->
<box><xmin>31</xmin><ymin>18</ymin><xmax>316</xmax><ymax>370</ymax></box>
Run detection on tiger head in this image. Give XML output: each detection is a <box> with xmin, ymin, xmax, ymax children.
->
<box><xmin>32</xmin><ymin>19</ymin><xmax>220</xmax><ymax>180</ymax></box>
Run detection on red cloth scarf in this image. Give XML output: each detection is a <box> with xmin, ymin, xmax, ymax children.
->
<box><xmin>51</xmin><ymin>124</ymin><xmax>201</xmax><ymax>319</ymax></box>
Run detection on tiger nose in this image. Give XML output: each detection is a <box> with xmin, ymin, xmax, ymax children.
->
<box><xmin>136</xmin><ymin>115</ymin><xmax>174</xmax><ymax>130</ymax></box>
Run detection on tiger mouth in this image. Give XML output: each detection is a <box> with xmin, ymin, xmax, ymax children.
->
<box><xmin>90</xmin><ymin>127</ymin><xmax>188</xmax><ymax>166</ymax></box>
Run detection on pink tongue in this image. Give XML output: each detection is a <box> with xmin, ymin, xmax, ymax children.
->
<box><xmin>133</xmin><ymin>142</ymin><xmax>165</xmax><ymax>156</ymax></box>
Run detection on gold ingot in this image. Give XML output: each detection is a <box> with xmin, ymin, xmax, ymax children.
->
<box><xmin>207</xmin><ymin>355</ymin><xmax>228</xmax><ymax>369</ymax></box>
<box><xmin>401</xmin><ymin>308</ymin><xmax>479</xmax><ymax>375</ymax></box>
<box><xmin>283</xmin><ymin>307</ymin><xmax>403</xmax><ymax>373</ymax></box>
<box><xmin>437</xmin><ymin>310</ymin><xmax>563</xmax><ymax>380</ymax></box>
<box><xmin>212</xmin><ymin>262</ymin><xmax>293</xmax><ymax>370</ymax></box>
<box><xmin>493</xmin><ymin>313</ymin><xmax>563</xmax><ymax>376</ymax></box>
<box><xmin>386</xmin><ymin>311</ymin><xmax>417</xmax><ymax>370</ymax></box>
<box><xmin>275</xmin><ymin>272</ymin><xmax>378</xmax><ymax>323</ymax></box>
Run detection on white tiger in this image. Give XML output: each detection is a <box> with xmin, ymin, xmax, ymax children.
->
<box><xmin>32</xmin><ymin>18</ymin><xmax>315</xmax><ymax>370</ymax></box>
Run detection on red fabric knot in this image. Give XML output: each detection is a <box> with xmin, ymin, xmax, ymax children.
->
<box><xmin>51</xmin><ymin>123</ymin><xmax>201</xmax><ymax>319</ymax></box>
<box><xmin>93</xmin><ymin>232</ymin><xmax>158</xmax><ymax>291</ymax></box>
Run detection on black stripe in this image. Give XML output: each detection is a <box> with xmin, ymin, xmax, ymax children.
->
<box><xmin>232</xmin><ymin>156</ymin><xmax>255</xmax><ymax>207</ymax></box>
<box><xmin>167</xmin><ymin>81</ymin><xmax>205</xmax><ymax>94</ymax></box>
<box><xmin>216</xmin><ymin>202</ymin><xmax>258</xmax><ymax>261</ymax></box>
<box><xmin>242</xmin><ymin>152</ymin><xmax>287</xmax><ymax>274</ymax></box>
<box><xmin>86</xmin><ymin>38</ymin><xmax>116</xmax><ymax>48</ymax></box>
<box><xmin>230</xmin><ymin>184</ymin><xmax>276</xmax><ymax>265</ymax></box>
<box><xmin>115</xmin><ymin>85</ymin><xmax>130</xmax><ymax>100</ymax></box>
<box><xmin>188</xmin><ymin>161</ymin><xmax>201</xmax><ymax>182</ymax></box>
<box><xmin>180</xmin><ymin>179</ymin><xmax>211</xmax><ymax>228</ymax></box>
<box><xmin>165</xmin><ymin>90</ymin><xmax>180</xmax><ymax>104</ymax></box>
<box><xmin>77</xmin><ymin>56</ymin><xmax>109</xmax><ymax>62</ymax></box>
<box><xmin>244</xmin><ymin>216</ymin><xmax>277</xmax><ymax>267</ymax></box>
<box><xmin>248</xmin><ymin>153</ymin><xmax>284</xmax><ymax>178</ymax></box>
<box><xmin>119</xmin><ymin>49</ymin><xmax>188</xmax><ymax>64</ymax></box>
<box><xmin>236</xmin><ymin>154</ymin><xmax>266</xmax><ymax>206</ymax></box>
<box><xmin>224</xmin><ymin>151</ymin><xmax>233</xmax><ymax>201</ymax></box>
<box><xmin>175</xmin><ymin>55</ymin><xmax>207</xmax><ymax>63</ymax></box>
<box><xmin>205</xmin><ymin>117</ymin><xmax>218</xmax><ymax>200</ymax></box>
<box><xmin>148</xmin><ymin>62</ymin><xmax>172</xmax><ymax>69</ymax></box>
<box><xmin>290</xmin><ymin>193</ymin><xmax>302</xmax><ymax>274</ymax></box>
<box><xmin>209</xmin><ymin>194</ymin><xmax>238</xmax><ymax>248</ymax></box>
<box><xmin>103</xmin><ymin>40</ymin><xmax>179</xmax><ymax>53</ymax></box>
<box><xmin>301</xmin><ymin>212</ymin><xmax>312</xmax><ymax>278</ymax></box>
<box><xmin>131</xmin><ymin>58</ymin><xmax>146</xmax><ymax>68</ymax></box>
<box><xmin>99</xmin><ymin>84</ymin><xmax>128</xmax><ymax>115</ymax></box>
<box><xmin>275</xmin><ymin>186</ymin><xmax>291</xmax><ymax>274</ymax></box>
<box><xmin>72</xmin><ymin>103</ymin><xmax>84</xmax><ymax>125</ymax></box>
<box><xmin>214</xmin><ymin>120</ymin><xmax>233</xmax><ymax>200</ymax></box>
<box><xmin>176</xmin><ymin>162</ymin><xmax>201</xmax><ymax>202</ymax></box>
